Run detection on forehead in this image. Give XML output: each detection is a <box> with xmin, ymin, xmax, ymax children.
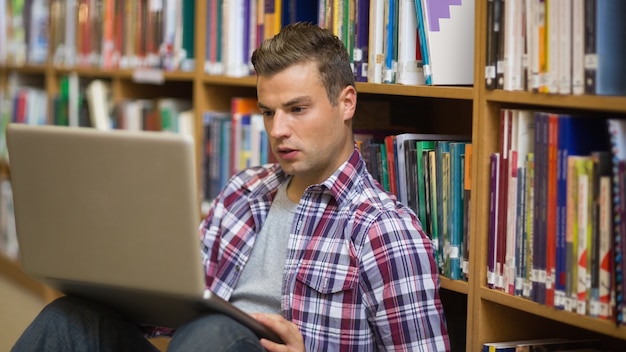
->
<box><xmin>256</xmin><ymin>62</ymin><xmax>325</xmax><ymax>105</ymax></box>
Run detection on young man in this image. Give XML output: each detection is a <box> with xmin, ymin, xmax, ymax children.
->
<box><xmin>13</xmin><ymin>22</ymin><xmax>450</xmax><ymax>351</ymax></box>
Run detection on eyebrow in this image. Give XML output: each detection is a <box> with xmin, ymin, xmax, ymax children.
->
<box><xmin>257</xmin><ymin>96</ymin><xmax>312</xmax><ymax>111</ymax></box>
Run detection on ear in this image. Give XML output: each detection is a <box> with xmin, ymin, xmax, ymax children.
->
<box><xmin>340</xmin><ymin>85</ymin><xmax>357</xmax><ymax>122</ymax></box>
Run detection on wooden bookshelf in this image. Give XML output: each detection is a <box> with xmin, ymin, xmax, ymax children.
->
<box><xmin>1</xmin><ymin>1</ymin><xmax>625</xmax><ymax>351</ymax></box>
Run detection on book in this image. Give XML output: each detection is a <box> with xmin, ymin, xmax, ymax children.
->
<box><xmin>419</xmin><ymin>0</ymin><xmax>475</xmax><ymax>85</ymax></box>
<box><xmin>532</xmin><ymin>111</ymin><xmax>549</xmax><ymax>304</ymax></box>
<box><xmin>574</xmin><ymin>156</ymin><xmax>593</xmax><ymax>315</ymax></box>
<box><xmin>502</xmin><ymin>0</ymin><xmax>524</xmax><ymax>91</ymax></box>
<box><xmin>546</xmin><ymin>113</ymin><xmax>559</xmax><ymax>307</ymax></box>
<box><xmin>571</xmin><ymin>0</ymin><xmax>585</xmax><ymax>95</ymax></box>
<box><xmin>590</xmin><ymin>151</ymin><xmax>611</xmax><ymax>319</ymax></box>
<box><xmin>449</xmin><ymin>142</ymin><xmax>466</xmax><ymax>280</ymax></box>
<box><xmin>482</xmin><ymin>338</ymin><xmax>565</xmax><ymax>352</ymax></box>
<box><xmin>515</xmin><ymin>339</ymin><xmax>602</xmax><ymax>352</ymax></box>
<box><xmin>494</xmin><ymin>0</ymin><xmax>505</xmax><ymax>89</ymax></box>
<box><xmin>462</xmin><ymin>143</ymin><xmax>473</xmax><ymax>280</ymax></box>
<box><xmin>484</xmin><ymin>0</ymin><xmax>497</xmax><ymax>89</ymax></box>
<box><xmin>583</xmin><ymin>0</ymin><xmax>597</xmax><ymax>94</ymax></box>
<box><xmin>368</xmin><ymin>0</ymin><xmax>385</xmax><ymax>83</ymax></box>
<box><xmin>230</xmin><ymin>97</ymin><xmax>259</xmax><ymax>176</ymax></box>
<box><xmin>523</xmin><ymin>153</ymin><xmax>535</xmax><ymax>298</ymax></box>
<box><xmin>415</xmin><ymin>0</ymin><xmax>432</xmax><ymax>85</ymax></box>
<box><xmin>85</xmin><ymin>80</ymin><xmax>112</xmax><ymax>130</ymax></box>
<box><xmin>416</xmin><ymin>141</ymin><xmax>436</xmax><ymax>241</ymax></box>
<box><xmin>488</xmin><ymin>152</ymin><xmax>501</xmax><ymax>288</ymax></box>
<box><xmin>397</xmin><ymin>0</ymin><xmax>423</xmax><ymax>85</ymax></box>
<box><xmin>557</xmin><ymin>0</ymin><xmax>572</xmax><ymax>94</ymax></box>
<box><xmin>606</xmin><ymin>118</ymin><xmax>626</xmax><ymax>324</ymax></box>
<box><xmin>594</xmin><ymin>0</ymin><xmax>626</xmax><ymax>95</ymax></box>
<box><xmin>353</xmin><ymin>0</ymin><xmax>370</xmax><ymax>82</ymax></box>
<box><xmin>382</xmin><ymin>0</ymin><xmax>398</xmax><ymax>84</ymax></box>
<box><xmin>507</xmin><ymin>110</ymin><xmax>536</xmax><ymax>295</ymax></box>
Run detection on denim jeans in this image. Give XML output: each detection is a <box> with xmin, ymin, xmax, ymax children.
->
<box><xmin>12</xmin><ymin>296</ymin><xmax>264</xmax><ymax>352</ymax></box>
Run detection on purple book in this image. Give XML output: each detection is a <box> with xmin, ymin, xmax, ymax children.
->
<box><xmin>354</xmin><ymin>0</ymin><xmax>370</xmax><ymax>82</ymax></box>
<box><xmin>488</xmin><ymin>152</ymin><xmax>500</xmax><ymax>289</ymax></box>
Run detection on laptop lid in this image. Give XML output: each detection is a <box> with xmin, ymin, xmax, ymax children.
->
<box><xmin>6</xmin><ymin>124</ymin><xmax>205</xmax><ymax>298</ymax></box>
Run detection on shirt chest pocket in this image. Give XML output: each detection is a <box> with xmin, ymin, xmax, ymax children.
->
<box><xmin>295</xmin><ymin>243</ymin><xmax>359</xmax><ymax>294</ymax></box>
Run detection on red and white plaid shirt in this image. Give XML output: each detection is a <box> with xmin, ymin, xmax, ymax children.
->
<box><xmin>200</xmin><ymin>148</ymin><xmax>450</xmax><ymax>351</ymax></box>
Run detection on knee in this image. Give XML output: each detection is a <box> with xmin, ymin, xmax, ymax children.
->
<box><xmin>169</xmin><ymin>314</ymin><xmax>264</xmax><ymax>352</ymax></box>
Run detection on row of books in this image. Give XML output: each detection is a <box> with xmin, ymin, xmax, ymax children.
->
<box><xmin>357</xmin><ymin>133</ymin><xmax>473</xmax><ymax>280</ymax></box>
<box><xmin>0</xmin><ymin>0</ymin><xmax>476</xmax><ymax>85</ymax></box>
<box><xmin>0</xmin><ymin>77</ymin><xmax>195</xmax><ymax>159</ymax></box>
<box><xmin>483</xmin><ymin>338</ymin><xmax>602</xmax><ymax>352</ymax></box>
<box><xmin>204</xmin><ymin>0</ymin><xmax>317</xmax><ymax>77</ymax></box>
<box><xmin>200</xmin><ymin>99</ymin><xmax>271</xmax><ymax>203</ymax></box>
<box><xmin>0</xmin><ymin>0</ymin><xmax>196</xmax><ymax>71</ymax></box>
<box><xmin>485</xmin><ymin>0</ymin><xmax>626</xmax><ymax>96</ymax></box>
<box><xmin>325</xmin><ymin>0</ymin><xmax>475</xmax><ymax>85</ymax></box>
<box><xmin>488</xmin><ymin>107</ymin><xmax>626</xmax><ymax>324</ymax></box>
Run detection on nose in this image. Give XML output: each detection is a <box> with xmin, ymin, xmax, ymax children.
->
<box><xmin>268</xmin><ymin>110</ymin><xmax>290</xmax><ymax>139</ymax></box>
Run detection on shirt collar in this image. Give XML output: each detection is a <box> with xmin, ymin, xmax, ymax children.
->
<box><xmin>241</xmin><ymin>147</ymin><xmax>366</xmax><ymax>205</ymax></box>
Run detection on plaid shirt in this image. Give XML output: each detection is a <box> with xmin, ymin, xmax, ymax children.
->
<box><xmin>200</xmin><ymin>148</ymin><xmax>450</xmax><ymax>351</ymax></box>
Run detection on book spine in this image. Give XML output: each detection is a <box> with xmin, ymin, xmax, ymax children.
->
<box><xmin>488</xmin><ymin>152</ymin><xmax>501</xmax><ymax>288</ymax></box>
<box><xmin>583</xmin><ymin>0</ymin><xmax>596</xmax><ymax>94</ymax></box>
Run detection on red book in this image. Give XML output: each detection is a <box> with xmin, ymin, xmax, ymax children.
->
<box><xmin>230</xmin><ymin>97</ymin><xmax>259</xmax><ymax>176</ymax></box>
<box><xmin>545</xmin><ymin>113</ymin><xmax>559</xmax><ymax>306</ymax></box>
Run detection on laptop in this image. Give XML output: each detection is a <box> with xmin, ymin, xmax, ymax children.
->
<box><xmin>6</xmin><ymin>123</ymin><xmax>281</xmax><ymax>343</ymax></box>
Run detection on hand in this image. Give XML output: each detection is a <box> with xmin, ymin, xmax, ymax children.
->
<box><xmin>251</xmin><ymin>313</ymin><xmax>305</xmax><ymax>352</ymax></box>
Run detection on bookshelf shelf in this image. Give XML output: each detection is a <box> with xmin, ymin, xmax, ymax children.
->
<box><xmin>0</xmin><ymin>253</ymin><xmax>54</xmax><ymax>302</ymax></box>
<box><xmin>203</xmin><ymin>75</ymin><xmax>257</xmax><ymax>87</ymax></box>
<box><xmin>480</xmin><ymin>288</ymin><xmax>626</xmax><ymax>340</ymax></box>
<box><xmin>357</xmin><ymin>83</ymin><xmax>474</xmax><ymax>100</ymax></box>
<box><xmin>441</xmin><ymin>277</ymin><xmax>470</xmax><ymax>295</ymax></box>
<box><xmin>485</xmin><ymin>90</ymin><xmax>626</xmax><ymax>114</ymax></box>
<box><xmin>0</xmin><ymin>65</ymin><xmax>47</xmax><ymax>74</ymax></box>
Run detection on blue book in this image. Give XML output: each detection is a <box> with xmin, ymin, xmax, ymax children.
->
<box><xmin>414</xmin><ymin>0</ymin><xmax>431</xmax><ymax>84</ymax></box>
<box><xmin>281</xmin><ymin>0</ymin><xmax>318</xmax><ymax>25</ymax></box>
<box><xmin>449</xmin><ymin>142</ymin><xmax>466</xmax><ymax>280</ymax></box>
<box><xmin>595</xmin><ymin>0</ymin><xmax>626</xmax><ymax>95</ymax></box>
<box><xmin>383</xmin><ymin>0</ymin><xmax>398</xmax><ymax>83</ymax></box>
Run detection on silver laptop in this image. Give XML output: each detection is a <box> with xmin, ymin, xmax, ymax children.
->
<box><xmin>6</xmin><ymin>123</ymin><xmax>281</xmax><ymax>343</ymax></box>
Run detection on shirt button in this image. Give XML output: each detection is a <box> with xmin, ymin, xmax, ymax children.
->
<box><xmin>235</xmin><ymin>265</ymin><xmax>241</xmax><ymax>272</ymax></box>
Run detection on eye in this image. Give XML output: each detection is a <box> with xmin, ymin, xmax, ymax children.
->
<box><xmin>261</xmin><ymin>110</ymin><xmax>274</xmax><ymax>118</ymax></box>
<box><xmin>292</xmin><ymin>106</ymin><xmax>305</xmax><ymax>114</ymax></box>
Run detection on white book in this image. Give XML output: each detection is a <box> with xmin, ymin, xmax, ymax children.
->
<box><xmin>420</xmin><ymin>0</ymin><xmax>475</xmax><ymax>85</ymax></box>
<box><xmin>575</xmin><ymin>157</ymin><xmax>592</xmax><ymax>316</ymax></box>
<box><xmin>397</xmin><ymin>0</ymin><xmax>424</xmax><ymax>85</ymax></box>
<box><xmin>571</xmin><ymin>0</ymin><xmax>585</xmax><ymax>95</ymax></box>
<box><xmin>557</xmin><ymin>0</ymin><xmax>572</xmax><ymax>94</ymax></box>
<box><xmin>368</xmin><ymin>0</ymin><xmax>385</xmax><ymax>84</ymax></box>
<box><xmin>86</xmin><ymin>80</ymin><xmax>112</xmax><ymax>130</ymax></box>
<box><xmin>546</xmin><ymin>0</ymin><xmax>560</xmax><ymax>93</ymax></box>
<box><xmin>68</xmin><ymin>73</ymin><xmax>80</xmax><ymax>127</ymax></box>
<box><xmin>224</xmin><ymin>0</ymin><xmax>248</xmax><ymax>77</ymax></box>
<box><xmin>249</xmin><ymin>114</ymin><xmax>264</xmax><ymax>167</ymax></box>
<box><xmin>503</xmin><ymin>0</ymin><xmax>524</xmax><ymax>91</ymax></box>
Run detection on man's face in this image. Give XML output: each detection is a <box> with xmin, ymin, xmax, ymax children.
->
<box><xmin>256</xmin><ymin>61</ymin><xmax>355</xmax><ymax>188</ymax></box>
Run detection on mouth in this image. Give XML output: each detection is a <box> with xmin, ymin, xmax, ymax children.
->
<box><xmin>276</xmin><ymin>147</ymin><xmax>299</xmax><ymax>160</ymax></box>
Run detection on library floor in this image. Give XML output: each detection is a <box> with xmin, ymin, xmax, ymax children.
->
<box><xmin>0</xmin><ymin>276</ymin><xmax>46</xmax><ymax>351</ymax></box>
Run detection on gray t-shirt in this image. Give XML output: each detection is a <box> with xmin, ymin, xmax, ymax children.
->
<box><xmin>230</xmin><ymin>181</ymin><xmax>296</xmax><ymax>314</ymax></box>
